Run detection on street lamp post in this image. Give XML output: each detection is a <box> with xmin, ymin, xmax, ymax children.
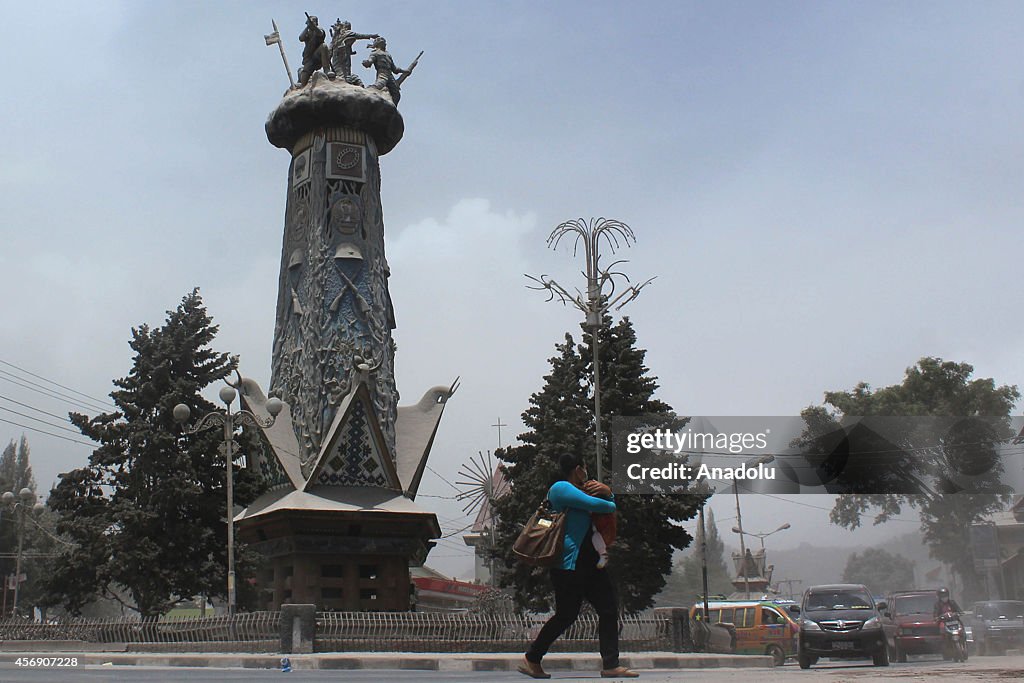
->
<box><xmin>173</xmin><ymin>386</ymin><xmax>282</xmax><ymax>617</ymax></box>
<box><xmin>526</xmin><ymin>218</ymin><xmax>655</xmax><ymax>482</ymax></box>
<box><xmin>1</xmin><ymin>488</ymin><xmax>44</xmax><ymax>617</ymax></box>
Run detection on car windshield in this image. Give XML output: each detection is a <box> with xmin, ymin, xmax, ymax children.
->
<box><xmin>893</xmin><ymin>594</ymin><xmax>935</xmax><ymax>616</ymax></box>
<box><xmin>979</xmin><ymin>602</ymin><xmax>1024</xmax><ymax>620</ymax></box>
<box><xmin>805</xmin><ymin>590</ymin><xmax>873</xmax><ymax>611</ymax></box>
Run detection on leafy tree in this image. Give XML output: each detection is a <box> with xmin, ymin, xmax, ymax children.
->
<box><xmin>802</xmin><ymin>358</ymin><xmax>1018</xmax><ymax>600</ymax></box>
<box><xmin>659</xmin><ymin>507</ymin><xmax>732</xmax><ymax>605</ymax></box>
<box><xmin>842</xmin><ymin>548</ymin><xmax>915</xmax><ymax>595</ymax></box>
<box><xmin>42</xmin><ymin>290</ymin><xmax>267</xmax><ymax>617</ymax></box>
<box><xmin>493</xmin><ymin>316</ymin><xmax>702</xmax><ymax>613</ymax></box>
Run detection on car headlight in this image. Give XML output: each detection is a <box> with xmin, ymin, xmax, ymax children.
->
<box><xmin>862</xmin><ymin>617</ymin><xmax>880</xmax><ymax>630</ymax></box>
<box><xmin>801</xmin><ymin>619</ymin><xmax>821</xmax><ymax>631</ymax></box>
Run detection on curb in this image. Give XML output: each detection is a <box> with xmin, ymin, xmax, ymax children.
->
<box><xmin>0</xmin><ymin>651</ymin><xmax>773</xmax><ymax>671</ymax></box>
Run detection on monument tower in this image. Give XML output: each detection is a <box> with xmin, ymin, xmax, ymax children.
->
<box><xmin>236</xmin><ymin>15</ymin><xmax>450</xmax><ymax>612</ymax></box>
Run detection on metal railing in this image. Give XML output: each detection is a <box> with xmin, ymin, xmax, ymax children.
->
<box><xmin>0</xmin><ymin>612</ymin><xmax>279</xmax><ymax>645</ymax></box>
<box><xmin>0</xmin><ymin>610</ymin><xmax>673</xmax><ymax>653</ymax></box>
<box><xmin>315</xmin><ymin>611</ymin><xmax>671</xmax><ymax>653</ymax></box>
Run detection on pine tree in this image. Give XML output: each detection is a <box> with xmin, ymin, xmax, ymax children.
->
<box><xmin>0</xmin><ymin>436</ymin><xmax>35</xmax><ymax>494</ymax></box>
<box><xmin>493</xmin><ymin>317</ymin><xmax>703</xmax><ymax>613</ymax></box>
<box><xmin>492</xmin><ymin>334</ymin><xmax>593</xmax><ymax>612</ymax></box>
<box><xmin>658</xmin><ymin>507</ymin><xmax>733</xmax><ymax>605</ymax></box>
<box><xmin>583</xmin><ymin>315</ymin><xmax>700</xmax><ymax>611</ymax></box>
<box><xmin>43</xmin><ymin>289</ymin><xmax>266</xmax><ymax>617</ymax></box>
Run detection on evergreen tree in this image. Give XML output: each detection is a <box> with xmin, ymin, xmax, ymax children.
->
<box><xmin>493</xmin><ymin>334</ymin><xmax>593</xmax><ymax>613</ymax></box>
<box><xmin>0</xmin><ymin>436</ymin><xmax>36</xmax><ymax>494</ymax></box>
<box><xmin>43</xmin><ymin>289</ymin><xmax>266</xmax><ymax>617</ymax></box>
<box><xmin>0</xmin><ymin>440</ymin><xmax>18</xmax><ymax>575</ymax></box>
<box><xmin>493</xmin><ymin>316</ymin><xmax>702</xmax><ymax>613</ymax></box>
<box><xmin>659</xmin><ymin>508</ymin><xmax>732</xmax><ymax>605</ymax></box>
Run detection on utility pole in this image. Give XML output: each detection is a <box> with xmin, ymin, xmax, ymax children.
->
<box><xmin>699</xmin><ymin>503</ymin><xmax>711</xmax><ymax>624</ymax></box>
<box><xmin>775</xmin><ymin>578</ymin><xmax>803</xmax><ymax>600</ymax></box>
<box><xmin>733</xmin><ymin>481</ymin><xmax>750</xmax><ymax>599</ymax></box>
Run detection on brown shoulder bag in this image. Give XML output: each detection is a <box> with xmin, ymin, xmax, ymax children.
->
<box><xmin>512</xmin><ymin>498</ymin><xmax>567</xmax><ymax>567</ymax></box>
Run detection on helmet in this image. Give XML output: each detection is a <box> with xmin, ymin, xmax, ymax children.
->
<box><xmin>938</xmin><ymin>587</ymin><xmax>949</xmax><ymax>599</ymax></box>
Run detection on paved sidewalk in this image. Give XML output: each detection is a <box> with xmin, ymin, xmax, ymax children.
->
<box><xmin>0</xmin><ymin>651</ymin><xmax>773</xmax><ymax>672</ymax></box>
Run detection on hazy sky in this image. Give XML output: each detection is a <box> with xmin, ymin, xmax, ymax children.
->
<box><xmin>2</xmin><ymin>1</ymin><xmax>1022</xmax><ymax>578</ymax></box>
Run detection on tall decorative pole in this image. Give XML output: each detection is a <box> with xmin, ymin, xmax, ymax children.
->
<box><xmin>527</xmin><ymin>218</ymin><xmax>654</xmax><ymax>482</ymax></box>
<box><xmin>174</xmin><ymin>387</ymin><xmax>282</xmax><ymax>617</ymax></box>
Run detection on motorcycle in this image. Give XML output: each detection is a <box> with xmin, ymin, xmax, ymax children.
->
<box><xmin>939</xmin><ymin>611</ymin><xmax>968</xmax><ymax>662</ymax></box>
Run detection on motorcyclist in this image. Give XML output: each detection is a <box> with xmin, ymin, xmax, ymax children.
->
<box><xmin>933</xmin><ymin>587</ymin><xmax>962</xmax><ymax>619</ymax></box>
<box><xmin>934</xmin><ymin>587</ymin><xmax>966</xmax><ymax>659</ymax></box>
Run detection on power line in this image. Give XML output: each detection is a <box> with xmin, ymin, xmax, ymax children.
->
<box><xmin>0</xmin><ymin>359</ymin><xmax>114</xmax><ymax>408</ymax></box>
<box><xmin>425</xmin><ymin>465</ymin><xmax>462</xmax><ymax>494</ymax></box>
<box><xmin>0</xmin><ymin>405</ymin><xmax>82</xmax><ymax>436</ymax></box>
<box><xmin>0</xmin><ymin>394</ymin><xmax>76</xmax><ymax>423</ymax></box>
<box><xmin>729</xmin><ymin>486</ymin><xmax>921</xmax><ymax>523</ymax></box>
<box><xmin>0</xmin><ymin>416</ymin><xmax>95</xmax><ymax>448</ymax></box>
<box><xmin>0</xmin><ymin>371</ymin><xmax>107</xmax><ymax>414</ymax></box>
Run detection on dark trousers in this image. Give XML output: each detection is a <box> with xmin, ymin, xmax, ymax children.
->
<box><xmin>525</xmin><ymin>543</ymin><xmax>619</xmax><ymax>669</ymax></box>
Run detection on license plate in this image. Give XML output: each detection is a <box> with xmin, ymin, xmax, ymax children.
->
<box><xmin>831</xmin><ymin>641</ymin><xmax>855</xmax><ymax>650</ymax></box>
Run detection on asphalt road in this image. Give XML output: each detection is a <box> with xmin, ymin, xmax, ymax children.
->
<box><xmin>0</xmin><ymin>654</ymin><xmax>1021</xmax><ymax>682</ymax></box>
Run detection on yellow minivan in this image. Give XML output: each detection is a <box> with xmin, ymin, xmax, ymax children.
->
<box><xmin>690</xmin><ymin>600</ymin><xmax>799</xmax><ymax>665</ymax></box>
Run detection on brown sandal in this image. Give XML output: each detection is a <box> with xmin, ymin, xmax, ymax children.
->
<box><xmin>601</xmin><ymin>665</ymin><xmax>640</xmax><ymax>678</ymax></box>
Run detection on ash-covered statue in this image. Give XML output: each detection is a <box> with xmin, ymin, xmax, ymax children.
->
<box><xmin>274</xmin><ymin>12</ymin><xmax>422</xmax><ymax>104</ymax></box>
<box><xmin>298</xmin><ymin>13</ymin><xmax>332</xmax><ymax>85</ymax></box>
<box><xmin>330</xmin><ymin>19</ymin><xmax>378</xmax><ymax>86</ymax></box>
<box><xmin>362</xmin><ymin>37</ymin><xmax>422</xmax><ymax>105</ymax></box>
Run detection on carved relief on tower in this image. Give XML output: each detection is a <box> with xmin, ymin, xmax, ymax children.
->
<box><xmin>328</xmin><ymin>195</ymin><xmax>361</xmax><ymax>238</ymax></box>
<box><xmin>292</xmin><ymin>148</ymin><xmax>312</xmax><ymax>188</ymax></box>
<box><xmin>327</xmin><ymin>142</ymin><xmax>366</xmax><ymax>182</ymax></box>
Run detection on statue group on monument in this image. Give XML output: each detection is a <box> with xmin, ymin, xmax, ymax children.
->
<box><xmin>272</xmin><ymin>13</ymin><xmax>420</xmax><ymax>104</ymax></box>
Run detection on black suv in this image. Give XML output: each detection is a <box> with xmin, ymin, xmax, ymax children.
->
<box><xmin>798</xmin><ymin>583</ymin><xmax>889</xmax><ymax>669</ymax></box>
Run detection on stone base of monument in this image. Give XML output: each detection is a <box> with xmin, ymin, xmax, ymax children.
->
<box><xmin>236</xmin><ymin>378</ymin><xmax>454</xmax><ymax>612</ymax></box>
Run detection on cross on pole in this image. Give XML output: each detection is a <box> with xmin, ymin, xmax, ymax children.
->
<box><xmin>492</xmin><ymin>418</ymin><xmax>508</xmax><ymax>449</ymax></box>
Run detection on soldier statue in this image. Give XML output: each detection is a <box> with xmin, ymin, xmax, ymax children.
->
<box><xmin>362</xmin><ymin>37</ymin><xmax>416</xmax><ymax>105</ymax></box>
<box><xmin>330</xmin><ymin>19</ymin><xmax>379</xmax><ymax>86</ymax></box>
<box><xmin>298</xmin><ymin>14</ymin><xmax>334</xmax><ymax>85</ymax></box>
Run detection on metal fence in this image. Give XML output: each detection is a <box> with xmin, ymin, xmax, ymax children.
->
<box><xmin>315</xmin><ymin>611</ymin><xmax>671</xmax><ymax>653</ymax></box>
<box><xmin>0</xmin><ymin>611</ymin><xmax>672</xmax><ymax>654</ymax></box>
<box><xmin>0</xmin><ymin>612</ymin><xmax>279</xmax><ymax>646</ymax></box>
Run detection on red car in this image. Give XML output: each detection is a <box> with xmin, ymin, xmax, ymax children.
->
<box><xmin>881</xmin><ymin>591</ymin><xmax>943</xmax><ymax>661</ymax></box>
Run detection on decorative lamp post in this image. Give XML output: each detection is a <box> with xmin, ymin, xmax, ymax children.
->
<box><xmin>173</xmin><ymin>386</ymin><xmax>283</xmax><ymax>617</ymax></box>
<box><xmin>2</xmin><ymin>488</ymin><xmax>43</xmax><ymax>616</ymax></box>
<box><xmin>526</xmin><ymin>218</ymin><xmax>655</xmax><ymax>482</ymax></box>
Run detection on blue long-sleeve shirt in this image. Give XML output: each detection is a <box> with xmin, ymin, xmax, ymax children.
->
<box><xmin>547</xmin><ymin>480</ymin><xmax>616</xmax><ymax>570</ymax></box>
